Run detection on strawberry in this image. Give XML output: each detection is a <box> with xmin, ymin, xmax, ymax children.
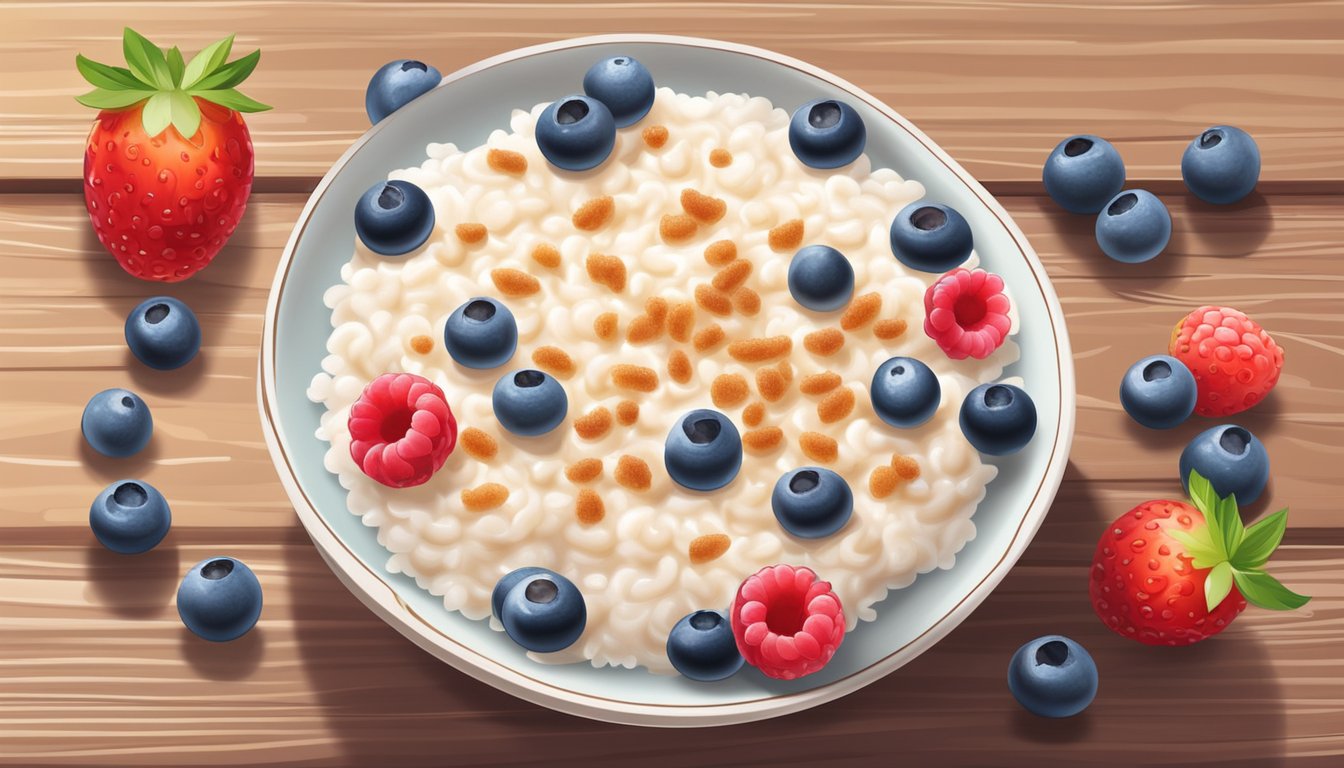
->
<box><xmin>76</xmin><ymin>28</ymin><xmax>270</xmax><ymax>282</ymax></box>
<box><xmin>1090</xmin><ymin>470</ymin><xmax>1309</xmax><ymax>646</ymax></box>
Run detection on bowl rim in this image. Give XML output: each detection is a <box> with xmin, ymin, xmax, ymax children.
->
<box><xmin>258</xmin><ymin>33</ymin><xmax>1076</xmax><ymax>727</ymax></box>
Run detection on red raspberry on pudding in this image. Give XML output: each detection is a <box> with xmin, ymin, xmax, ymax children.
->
<box><xmin>730</xmin><ymin>564</ymin><xmax>845</xmax><ymax>680</ymax></box>
<box><xmin>923</xmin><ymin>268</ymin><xmax>1012</xmax><ymax>360</ymax></box>
<box><xmin>348</xmin><ymin>373</ymin><xmax>457</xmax><ymax>488</ymax></box>
<box><xmin>1169</xmin><ymin>305</ymin><xmax>1283</xmax><ymax>417</ymax></box>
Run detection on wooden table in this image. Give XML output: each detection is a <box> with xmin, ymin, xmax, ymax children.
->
<box><xmin>3</xmin><ymin>2</ymin><xmax>1341</xmax><ymax>765</ymax></box>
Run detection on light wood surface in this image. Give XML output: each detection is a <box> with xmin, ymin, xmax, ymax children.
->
<box><xmin>3</xmin><ymin>1</ymin><xmax>1343</xmax><ymax>186</ymax></box>
<box><xmin>2</xmin><ymin>1</ymin><xmax>1342</xmax><ymax>765</ymax></box>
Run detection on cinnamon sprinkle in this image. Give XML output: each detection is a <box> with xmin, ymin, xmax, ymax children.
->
<box><xmin>455</xmin><ymin>222</ymin><xmax>488</xmax><ymax>244</ymax></box>
<box><xmin>768</xmin><ymin>219</ymin><xmax>803</xmax><ymax>251</ymax></box>
<box><xmin>459</xmin><ymin>427</ymin><xmax>497</xmax><ymax>461</ymax></box>
<box><xmin>461</xmin><ymin>483</ymin><xmax>509</xmax><ymax>512</ymax></box>
<box><xmin>689</xmin><ymin>534</ymin><xmax>731</xmax><ymax>564</ymax></box>
<box><xmin>565</xmin><ymin>458</ymin><xmax>603</xmax><ymax>484</ymax></box>
<box><xmin>486</xmin><ymin>148</ymin><xmax>528</xmax><ymax>175</ymax></box>
<box><xmin>615</xmin><ymin>455</ymin><xmax>652</xmax><ymax>491</ymax></box>
<box><xmin>575</xmin><ymin>489</ymin><xmax>605</xmax><ymax>524</ymax></box>
<box><xmin>642</xmin><ymin>124</ymin><xmax>669</xmax><ymax>149</ymax></box>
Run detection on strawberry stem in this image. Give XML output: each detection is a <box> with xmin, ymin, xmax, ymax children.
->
<box><xmin>76</xmin><ymin>27</ymin><xmax>270</xmax><ymax>138</ymax></box>
<box><xmin>1169</xmin><ymin>469</ymin><xmax>1310</xmax><ymax>612</ymax></box>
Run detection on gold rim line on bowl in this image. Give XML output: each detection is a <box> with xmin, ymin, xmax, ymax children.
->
<box><xmin>257</xmin><ymin>34</ymin><xmax>1076</xmax><ymax>726</ymax></box>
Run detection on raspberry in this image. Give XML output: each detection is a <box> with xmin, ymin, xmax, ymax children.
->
<box><xmin>730</xmin><ymin>564</ymin><xmax>845</xmax><ymax>680</ymax></box>
<box><xmin>923</xmin><ymin>268</ymin><xmax>1012</xmax><ymax>360</ymax></box>
<box><xmin>1169</xmin><ymin>306</ymin><xmax>1283</xmax><ymax>417</ymax></box>
<box><xmin>348</xmin><ymin>373</ymin><xmax>457</xmax><ymax>488</ymax></box>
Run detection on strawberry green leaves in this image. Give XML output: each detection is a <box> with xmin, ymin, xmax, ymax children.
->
<box><xmin>1168</xmin><ymin>469</ymin><xmax>1309</xmax><ymax>614</ymax></box>
<box><xmin>181</xmin><ymin>35</ymin><xmax>233</xmax><ymax>90</ymax></box>
<box><xmin>75</xmin><ymin>27</ymin><xmax>270</xmax><ymax>138</ymax></box>
<box><xmin>1231</xmin><ymin>568</ymin><xmax>1311</xmax><ymax>611</ymax></box>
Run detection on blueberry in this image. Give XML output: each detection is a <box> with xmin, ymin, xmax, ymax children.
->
<box><xmin>1179</xmin><ymin>424</ymin><xmax>1269</xmax><ymax>505</ymax></box>
<box><xmin>787</xmin><ymin>245</ymin><xmax>854</xmax><ymax>312</ymax></box>
<box><xmin>771</xmin><ymin>468</ymin><xmax>854</xmax><ymax>539</ymax></box>
<box><xmin>499</xmin><ymin>570</ymin><xmax>586</xmax><ymax>653</ymax></box>
<box><xmin>89</xmin><ymin>480</ymin><xmax>171</xmax><ymax>554</ymax></box>
<box><xmin>870</xmin><ymin>357</ymin><xmax>941</xmax><ymax>429</ymax></box>
<box><xmin>81</xmin><ymin>388</ymin><xmax>152</xmax><ymax>458</ymax></box>
<box><xmin>492</xmin><ymin>369</ymin><xmax>567</xmax><ymax>437</ymax></box>
<box><xmin>535</xmin><ymin>95</ymin><xmax>616</xmax><ymax>171</ymax></box>
<box><xmin>124</xmin><ymin>296</ymin><xmax>201</xmax><ymax>370</ymax></box>
<box><xmin>788</xmin><ymin>99</ymin><xmax>865</xmax><ymax>169</ymax></box>
<box><xmin>960</xmin><ymin>383</ymin><xmax>1037</xmax><ymax>456</ymax></box>
<box><xmin>1007</xmin><ymin>635</ymin><xmax>1098</xmax><ymax>718</ymax></box>
<box><xmin>1182</xmin><ymin>126</ymin><xmax>1260</xmax><ymax>205</ymax></box>
<box><xmin>354</xmin><ymin>179</ymin><xmax>435</xmax><ymax>256</ymax></box>
<box><xmin>666</xmin><ymin>610</ymin><xmax>744</xmax><ymax>682</ymax></box>
<box><xmin>1095</xmin><ymin>189</ymin><xmax>1171</xmax><ymax>264</ymax></box>
<box><xmin>1042</xmin><ymin>135</ymin><xmax>1127</xmax><ymax>214</ymax></box>
<box><xmin>365</xmin><ymin>59</ymin><xmax>442</xmax><ymax>124</ymax></box>
<box><xmin>664</xmin><ymin>409</ymin><xmax>743</xmax><ymax>491</ymax></box>
<box><xmin>889</xmin><ymin>202</ymin><xmax>975</xmax><ymax>274</ymax></box>
<box><xmin>177</xmin><ymin>557</ymin><xmax>263</xmax><ymax>643</ymax></box>
<box><xmin>1120</xmin><ymin>354</ymin><xmax>1197</xmax><ymax>430</ymax></box>
<box><xmin>492</xmin><ymin>566</ymin><xmax>548</xmax><ymax>622</ymax></box>
<box><xmin>582</xmin><ymin>56</ymin><xmax>655</xmax><ymax>128</ymax></box>
<box><xmin>444</xmin><ymin>297</ymin><xmax>517</xmax><ymax>369</ymax></box>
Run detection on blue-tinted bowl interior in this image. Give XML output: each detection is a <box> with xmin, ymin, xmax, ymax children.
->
<box><xmin>270</xmin><ymin>40</ymin><xmax>1067</xmax><ymax>708</ymax></box>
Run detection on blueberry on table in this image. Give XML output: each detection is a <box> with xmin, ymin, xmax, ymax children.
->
<box><xmin>664</xmin><ymin>409</ymin><xmax>743</xmax><ymax>491</ymax></box>
<box><xmin>889</xmin><ymin>202</ymin><xmax>974</xmax><ymax>273</ymax></box>
<box><xmin>492</xmin><ymin>566</ymin><xmax>549</xmax><ymax>622</ymax></box>
<box><xmin>666</xmin><ymin>610</ymin><xmax>744</xmax><ymax>682</ymax></box>
<box><xmin>582</xmin><ymin>55</ymin><xmax>655</xmax><ymax>128</ymax></box>
<box><xmin>960</xmin><ymin>383</ymin><xmax>1037</xmax><ymax>456</ymax></box>
<box><xmin>1120</xmin><ymin>354</ymin><xmax>1197</xmax><ymax>430</ymax></box>
<box><xmin>1179</xmin><ymin>424</ymin><xmax>1270</xmax><ymax>505</ymax></box>
<box><xmin>788</xmin><ymin>99</ymin><xmax>866</xmax><ymax>169</ymax></box>
<box><xmin>124</xmin><ymin>296</ymin><xmax>201</xmax><ymax>371</ymax></box>
<box><xmin>771</xmin><ymin>467</ymin><xmax>854</xmax><ymax>539</ymax></box>
<box><xmin>787</xmin><ymin>245</ymin><xmax>855</xmax><ymax>312</ymax></box>
<box><xmin>365</xmin><ymin>59</ymin><xmax>442</xmax><ymax>124</ymax></box>
<box><xmin>177</xmin><ymin>557</ymin><xmax>263</xmax><ymax>642</ymax></box>
<box><xmin>535</xmin><ymin>95</ymin><xmax>617</xmax><ymax>171</ymax></box>
<box><xmin>444</xmin><ymin>297</ymin><xmax>518</xmax><ymax>369</ymax></box>
<box><xmin>870</xmin><ymin>356</ymin><xmax>941</xmax><ymax>429</ymax></box>
<box><xmin>1181</xmin><ymin>125</ymin><xmax>1260</xmax><ymax>205</ymax></box>
<box><xmin>492</xmin><ymin>369</ymin><xmax>568</xmax><ymax>437</ymax></box>
<box><xmin>1042</xmin><ymin>135</ymin><xmax>1126</xmax><ymax>214</ymax></box>
<box><xmin>81</xmin><ymin>388</ymin><xmax>152</xmax><ymax>458</ymax></box>
<box><xmin>1095</xmin><ymin>189</ymin><xmax>1171</xmax><ymax>264</ymax></box>
<box><xmin>89</xmin><ymin>480</ymin><xmax>171</xmax><ymax>554</ymax></box>
<box><xmin>499</xmin><ymin>569</ymin><xmax>586</xmax><ymax>653</ymax></box>
<box><xmin>1007</xmin><ymin>635</ymin><xmax>1098</xmax><ymax>718</ymax></box>
<box><xmin>354</xmin><ymin>179</ymin><xmax>435</xmax><ymax>256</ymax></box>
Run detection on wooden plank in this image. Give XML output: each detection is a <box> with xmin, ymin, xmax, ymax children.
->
<box><xmin>3</xmin><ymin>193</ymin><xmax>1339</xmax><ymax>530</ymax></box>
<box><xmin>0</xmin><ymin>531</ymin><xmax>1339</xmax><ymax>766</ymax></box>
<box><xmin>2</xmin><ymin>1</ymin><xmax>1342</xmax><ymax>185</ymax></box>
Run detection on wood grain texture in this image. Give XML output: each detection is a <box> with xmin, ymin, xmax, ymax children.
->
<box><xmin>4</xmin><ymin>2</ymin><xmax>1344</xmax><ymax>761</ymax></box>
<box><xmin>2</xmin><ymin>191</ymin><xmax>1342</xmax><ymax>765</ymax></box>
<box><xmin>1</xmin><ymin>527</ymin><xmax>1339</xmax><ymax>767</ymax></box>
<box><xmin>2</xmin><ymin>0</ymin><xmax>1342</xmax><ymax>185</ymax></box>
<box><xmin>4</xmin><ymin>194</ymin><xmax>1340</xmax><ymax>529</ymax></box>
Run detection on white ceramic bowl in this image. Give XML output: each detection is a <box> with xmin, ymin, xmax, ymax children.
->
<box><xmin>259</xmin><ymin>34</ymin><xmax>1074</xmax><ymax>727</ymax></box>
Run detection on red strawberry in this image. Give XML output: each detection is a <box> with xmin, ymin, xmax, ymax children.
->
<box><xmin>1169</xmin><ymin>305</ymin><xmax>1284</xmax><ymax>417</ymax></box>
<box><xmin>76</xmin><ymin>28</ymin><xmax>270</xmax><ymax>282</ymax></box>
<box><xmin>1090</xmin><ymin>470</ymin><xmax>1309</xmax><ymax>646</ymax></box>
